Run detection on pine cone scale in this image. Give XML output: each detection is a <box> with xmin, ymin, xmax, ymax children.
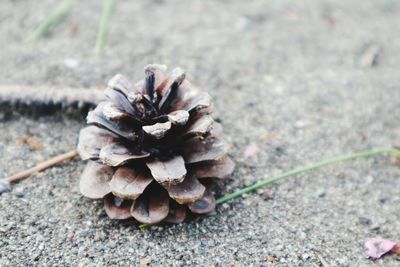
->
<box><xmin>146</xmin><ymin>156</ymin><xmax>187</xmax><ymax>185</ymax></box>
<box><xmin>104</xmin><ymin>88</ymin><xmax>142</xmax><ymax>120</ymax></box>
<box><xmin>77</xmin><ymin>126</ymin><xmax>118</xmax><ymax>160</ymax></box>
<box><xmin>183</xmin><ymin>115</ymin><xmax>214</xmax><ymax>137</ymax></box>
<box><xmin>131</xmin><ymin>184</ymin><xmax>170</xmax><ymax>224</ymax></box>
<box><xmin>188</xmin><ymin>188</ymin><xmax>216</xmax><ymax>214</ymax></box>
<box><xmin>104</xmin><ymin>194</ymin><xmax>133</xmax><ymax>220</ymax></box>
<box><xmin>164</xmin><ymin>202</ymin><xmax>187</xmax><ymax>224</ymax></box>
<box><xmin>167</xmin><ymin>110</ymin><xmax>189</xmax><ymax>125</ymax></box>
<box><xmin>192</xmin><ymin>157</ymin><xmax>235</xmax><ymax>179</ymax></box>
<box><xmin>163</xmin><ymin>173</ymin><xmax>206</xmax><ymax>204</ymax></box>
<box><xmin>109</xmin><ymin>167</ymin><xmax>153</xmax><ymax>200</ymax></box>
<box><xmin>176</xmin><ymin>92</ymin><xmax>212</xmax><ymax>113</ymax></box>
<box><xmin>79</xmin><ymin>161</ymin><xmax>114</xmax><ymax>199</ymax></box>
<box><xmin>144</xmin><ymin>64</ymin><xmax>167</xmax><ymax>94</ymax></box>
<box><xmin>142</xmin><ymin>121</ymin><xmax>172</xmax><ymax>139</ymax></box>
<box><xmin>181</xmin><ymin>136</ymin><xmax>230</xmax><ymax>163</ymax></box>
<box><xmin>107</xmin><ymin>74</ymin><xmax>135</xmax><ymax>96</ymax></box>
<box><xmin>87</xmin><ymin>102</ymin><xmax>138</xmax><ymax>141</ymax></box>
<box><xmin>156</xmin><ymin>67</ymin><xmax>185</xmax><ymax>97</ymax></box>
<box><xmin>99</xmin><ymin>143</ymin><xmax>150</xmax><ymax>167</ymax></box>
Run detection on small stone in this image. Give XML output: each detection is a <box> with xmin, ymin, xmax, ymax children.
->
<box><xmin>7</xmin><ymin>221</ymin><xmax>16</xmax><ymax>230</ymax></box>
<box><xmin>94</xmin><ymin>233</ymin><xmax>101</xmax><ymax>242</ymax></box>
<box><xmin>364</xmin><ymin>175</ymin><xmax>374</xmax><ymax>184</ymax></box>
<box><xmin>64</xmin><ymin>58</ymin><xmax>80</xmax><ymax>69</ymax></box>
<box><xmin>14</xmin><ymin>187</ymin><xmax>25</xmax><ymax>197</ymax></box>
<box><xmin>267</xmin><ymin>255</ymin><xmax>276</xmax><ymax>262</ymax></box>
<box><xmin>299</xmin><ymin>232</ymin><xmax>307</xmax><ymax>240</ymax></box>
<box><xmin>317</xmin><ymin>189</ymin><xmax>326</xmax><ymax>198</ymax></box>
<box><xmin>67</xmin><ymin>233</ymin><xmax>74</xmax><ymax>241</ymax></box>
<box><xmin>359</xmin><ymin>44</ymin><xmax>380</xmax><ymax>67</ymax></box>
<box><xmin>261</xmin><ymin>190</ymin><xmax>273</xmax><ymax>200</ymax></box>
<box><xmin>295</xmin><ymin>120</ymin><xmax>312</xmax><ymax>128</ymax></box>
<box><xmin>358</xmin><ymin>217</ymin><xmax>371</xmax><ymax>225</ymax></box>
<box><xmin>140</xmin><ymin>257</ymin><xmax>151</xmax><ymax>266</ymax></box>
<box><xmin>371</xmin><ymin>224</ymin><xmax>380</xmax><ymax>231</ymax></box>
<box><xmin>0</xmin><ymin>179</ymin><xmax>11</xmax><ymax>194</ymax></box>
<box><xmin>109</xmin><ymin>241</ymin><xmax>116</xmax><ymax>248</ymax></box>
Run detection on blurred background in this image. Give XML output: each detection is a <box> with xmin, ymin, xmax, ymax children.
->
<box><xmin>2</xmin><ymin>0</ymin><xmax>399</xmax><ymax>87</ymax></box>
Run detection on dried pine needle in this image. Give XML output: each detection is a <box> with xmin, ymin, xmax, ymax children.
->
<box><xmin>4</xmin><ymin>150</ymin><xmax>78</xmax><ymax>183</ymax></box>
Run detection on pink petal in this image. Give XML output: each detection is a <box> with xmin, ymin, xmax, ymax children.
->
<box><xmin>365</xmin><ymin>238</ymin><xmax>398</xmax><ymax>260</ymax></box>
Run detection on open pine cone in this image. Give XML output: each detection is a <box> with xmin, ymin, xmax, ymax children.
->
<box><xmin>77</xmin><ymin>64</ymin><xmax>234</xmax><ymax>224</ymax></box>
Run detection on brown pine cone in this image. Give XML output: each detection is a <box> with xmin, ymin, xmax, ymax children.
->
<box><xmin>77</xmin><ymin>64</ymin><xmax>234</xmax><ymax>224</ymax></box>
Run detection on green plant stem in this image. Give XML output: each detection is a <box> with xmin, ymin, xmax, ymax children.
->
<box><xmin>216</xmin><ymin>147</ymin><xmax>397</xmax><ymax>204</ymax></box>
<box><xmin>27</xmin><ymin>0</ymin><xmax>74</xmax><ymax>42</ymax></box>
<box><xmin>139</xmin><ymin>224</ymin><xmax>149</xmax><ymax>229</ymax></box>
<box><xmin>94</xmin><ymin>0</ymin><xmax>114</xmax><ymax>55</ymax></box>
<box><xmin>139</xmin><ymin>146</ymin><xmax>399</xmax><ymax>229</ymax></box>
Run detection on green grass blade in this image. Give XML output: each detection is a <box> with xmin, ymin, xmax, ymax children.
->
<box><xmin>94</xmin><ymin>0</ymin><xmax>114</xmax><ymax>55</ymax></box>
<box><xmin>27</xmin><ymin>0</ymin><xmax>74</xmax><ymax>42</ymax></box>
<box><xmin>139</xmin><ymin>223</ymin><xmax>149</xmax><ymax>229</ymax></box>
<box><xmin>139</xmin><ymin>146</ymin><xmax>399</xmax><ymax>229</ymax></box>
<box><xmin>216</xmin><ymin>147</ymin><xmax>396</xmax><ymax>204</ymax></box>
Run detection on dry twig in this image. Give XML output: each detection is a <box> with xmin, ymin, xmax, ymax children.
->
<box><xmin>5</xmin><ymin>150</ymin><xmax>78</xmax><ymax>183</ymax></box>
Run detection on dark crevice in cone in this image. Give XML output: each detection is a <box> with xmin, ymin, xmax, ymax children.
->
<box><xmin>158</xmin><ymin>81</ymin><xmax>179</xmax><ymax>113</ymax></box>
<box><xmin>141</xmin><ymin>123</ymin><xmax>186</xmax><ymax>160</ymax></box>
<box><xmin>188</xmin><ymin>180</ymin><xmax>216</xmax><ymax>214</ymax></box>
<box><xmin>164</xmin><ymin>200</ymin><xmax>187</xmax><ymax>224</ymax></box>
<box><xmin>105</xmin><ymin>88</ymin><xmax>142</xmax><ymax>120</ymax></box>
<box><xmin>144</xmin><ymin>70</ymin><xmax>156</xmax><ymax>101</ymax></box>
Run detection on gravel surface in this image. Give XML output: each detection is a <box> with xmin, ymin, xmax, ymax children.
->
<box><xmin>1</xmin><ymin>0</ymin><xmax>400</xmax><ymax>266</ymax></box>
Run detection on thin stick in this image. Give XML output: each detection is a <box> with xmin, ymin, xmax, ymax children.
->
<box><xmin>5</xmin><ymin>150</ymin><xmax>78</xmax><ymax>183</ymax></box>
<box><xmin>27</xmin><ymin>0</ymin><xmax>75</xmax><ymax>42</ymax></box>
<box><xmin>94</xmin><ymin>0</ymin><xmax>114</xmax><ymax>55</ymax></box>
<box><xmin>140</xmin><ymin>146</ymin><xmax>399</xmax><ymax>229</ymax></box>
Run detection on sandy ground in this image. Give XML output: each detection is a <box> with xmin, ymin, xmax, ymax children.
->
<box><xmin>1</xmin><ymin>0</ymin><xmax>400</xmax><ymax>266</ymax></box>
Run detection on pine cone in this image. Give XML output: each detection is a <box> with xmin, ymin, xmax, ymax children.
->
<box><xmin>77</xmin><ymin>64</ymin><xmax>234</xmax><ymax>224</ymax></box>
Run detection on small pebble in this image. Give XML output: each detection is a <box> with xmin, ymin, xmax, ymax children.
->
<box><xmin>317</xmin><ymin>189</ymin><xmax>326</xmax><ymax>198</ymax></box>
<box><xmin>358</xmin><ymin>217</ymin><xmax>372</xmax><ymax>226</ymax></box>
<box><xmin>139</xmin><ymin>257</ymin><xmax>151</xmax><ymax>266</ymax></box>
<box><xmin>14</xmin><ymin>187</ymin><xmax>25</xmax><ymax>197</ymax></box>
<box><xmin>0</xmin><ymin>179</ymin><xmax>11</xmax><ymax>194</ymax></box>
<box><xmin>64</xmin><ymin>58</ymin><xmax>80</xmax><ymax>69</ymax></box>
